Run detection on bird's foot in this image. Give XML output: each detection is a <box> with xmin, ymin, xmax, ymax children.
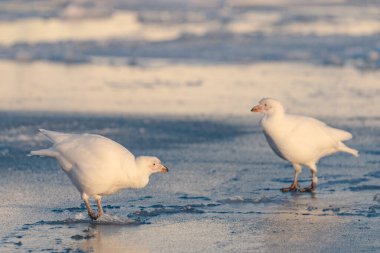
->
<box><xmin>281</xmin><ymin>184</ymin><xmax>299</xmax><ymax>192</ymax></box>
<box><xmin>88</xmin><ymin>211</ymin><xmax>99</xmax><ymax>220</ymax></box>
<box><xmin>300</xmin><ymin>184</ymin><xmax>315</xmax><ymax>193</ymax></box>
<box><xmin>83</xmin><ymin>197</ymin><xmax>103</xmax><ymax>221</ymax></box>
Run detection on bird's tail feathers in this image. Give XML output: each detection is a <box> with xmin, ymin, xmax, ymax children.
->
<box><xmin>29</xmin><ymin>148</ymin><xmax>58</xmax><ymax>158</ymax></box>
<box><xmin>328</xmin><ymin>128</ymin><xmax>353</xmax><ymax>142</ymax></box>
<box><xmin>337</xmin><ymin>142</ymin><xmax>359</xmax><ymax>157</ymax></box>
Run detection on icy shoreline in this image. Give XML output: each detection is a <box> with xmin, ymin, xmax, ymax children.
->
<box><xmin>1</xmin><ymin>60</ymin><xmax>379</xmax><ymax>118</ymax></box>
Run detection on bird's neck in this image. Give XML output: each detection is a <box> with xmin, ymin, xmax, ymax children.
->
<box><xmin>123</xmin><ymin>164</ymin><xmax>151</xmax><ymax>189</ymax></box>
<box><xmin>136</xmin><ymin>169</ymin><xmax>150</xmax><ymax>188</ymax></box>
<box><xmin>262</xmin><ymin>110</ymin><xmax>286</xmax><ymax>137</ymax></box>
<box><xmin>264</xmin><ymin>109</ymin><xmax>285</xmax><ymax>121</ymax></box>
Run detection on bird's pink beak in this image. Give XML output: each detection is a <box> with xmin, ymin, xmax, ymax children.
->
<box><xmin>160</xmin><ymin>165</ymin><xmax>169</xmax><ymax>173</ymax></box>
<box><xmin>251</xmin><ymin>104</ymin><xmax>263</xmax><ymax>112</ymax></box>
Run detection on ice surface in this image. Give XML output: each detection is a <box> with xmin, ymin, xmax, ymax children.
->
<box><xmin>0</xmin><ymin>114</ymin><xmax>379</xmax><ymax>252</ymax></box>
<box><xmin>0</xmin><ymin>0</ymin><xmax>379</xmax><ymax>117</ymax></box>
<box><xmin>0</xmin><ymin>60</ymin><xmax>379</xmax><ymax>117</ymax></box>
<box><xmin>1</xmin><ymin>0</ymin><xmax>380</xmax><ymax>68</ymax></box>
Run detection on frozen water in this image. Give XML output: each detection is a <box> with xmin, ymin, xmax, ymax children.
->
<box><xmin>0</xmin><ymin>0</ymin><xmax>380</xmax><ymax>69</ymax></box>
<box><xmin>1</xmin><ymin>1</ymin><xmax>380</xmax><ymax>117</ymax></box>
<box><xmin>0</xmin><ymin>113</ymin><xmax>379</xmax><ymax>252</ymax></box>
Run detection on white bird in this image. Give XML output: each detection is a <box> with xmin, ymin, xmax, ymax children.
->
<box><xmin>251</xmin><ymin>98</ymin><xmax>358</xmax><ymax>192</ymax></box>
<box><xmin>30</xmin><ymin>129</ymin><xmax>168</xmax><ymax>220</ymax></box>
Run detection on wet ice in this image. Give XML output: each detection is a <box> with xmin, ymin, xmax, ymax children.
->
<box><xmin>0</xmin><ymin>114</ymin><xmax>379</xmax><ymax>252</ymax></box>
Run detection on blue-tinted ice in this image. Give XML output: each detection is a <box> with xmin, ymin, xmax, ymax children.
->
<box><xmin>0</xmin><ymin>113</ymin><xmax>379</xmax><ymax>252</ymax></box>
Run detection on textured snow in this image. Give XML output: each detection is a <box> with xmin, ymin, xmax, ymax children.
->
<box><xmin>1</xmin><ymin>60</ymin><xmax>379</xmax><ymax>117</ymax></box>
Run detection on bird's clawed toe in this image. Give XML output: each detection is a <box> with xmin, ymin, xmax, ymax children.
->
<box><xmin>299</xmin><ymin>187</ymin><xmax>313</xmax><ymax>193</ymax></box>
<box><xmin>281</xmin><ymin>183</ymin><xmax>316</xmax><ymax>193</ymax></box>
<box><xmin>281</xmin><ymin>184</ymin><xmax>299</xmax><ymax>192</ymax></box>
<box><xmin>88</xmin><ymin>211</ymin><xmax>99</xmax><ymax>220</ymax></box>
<box><xmin>300</xmin><ymin>183</ymin><xmax>316</xmax><ymax>193</ymax></box>
<box><xmin>281</xmin><ymin>187</ymin><xmax>293</xmax><ymax>192</ymax></box>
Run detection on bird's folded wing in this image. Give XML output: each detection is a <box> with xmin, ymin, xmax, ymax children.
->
<box><xmin>39</xmin><ymin>129</ymin><xmax>78</xmax><ymax>144</ymax></box>
<box><xmin>287</xmin><ymin>115</ymin><xmax>352</xmax><ymax>144</ymax></box>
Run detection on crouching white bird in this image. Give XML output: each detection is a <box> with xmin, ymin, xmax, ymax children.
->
<box><xmin>30</xmin><ymin>129</ymin><xmax>169</xmax><ymax>220</ymax></box>
<box><xmin>251</xmin><ymin>98</ymin><xmax>358</xmax><ymax>192</ymax></box>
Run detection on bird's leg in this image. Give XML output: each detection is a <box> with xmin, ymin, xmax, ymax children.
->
<box><xmin>83</xmin><ymin>194</ymin><xmax>99</xmax><ymax>220</ymax></box>
<box><xmin>84</xmin><ymin>199</ymin><xmax>98</xmax><ymax>220</ymax></box>
<box><xmin>282</xmin><ymin>164</ymin><xmax>301</xmax><ymax>192</ymax></box>
<box><xmin>300</xmin><ymin>164</ymin><xmax>318</xmax><ymax>193</ymax></box>
<box><xmin>95</xmin><ymin>196</ymin><xmax>103</xmax><ymax>219</ymax></box>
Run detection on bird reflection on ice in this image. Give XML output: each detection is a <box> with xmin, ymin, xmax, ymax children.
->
<box><xmin>76</xmin><ymin>224</ymin><xmax>148</xmax><ymax>253</ymax></box>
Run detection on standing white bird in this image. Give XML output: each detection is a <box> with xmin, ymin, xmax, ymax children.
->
<box><xmin>30</xmin><ymin>129</ymin><xmax>168</xmax><ymax>220</ymax></box>
<box><xmin>251</xmin><ymin>98</ymin><xmax>358</xmax><ymax>192</ymax></box>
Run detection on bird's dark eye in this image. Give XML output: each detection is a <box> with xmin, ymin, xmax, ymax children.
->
<box><xmin>153</xmin><ymin>163</ymin><xmax>156</xmax><ymax>166</ymax></box>
<box><xmin>264</xmin><ymin>103</ymin><xmax>267</xmax><ymax>106</ymax></box>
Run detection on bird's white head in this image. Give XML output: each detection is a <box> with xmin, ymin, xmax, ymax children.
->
<box><xmin>251</xmin><ymin>98</ymin><xmax>285</xmax><ymax>116</ymax></box>
<box><xmin>135</xmin><ymin>156</ymin><xmax>169</xmax><ymax>175</ymax></box>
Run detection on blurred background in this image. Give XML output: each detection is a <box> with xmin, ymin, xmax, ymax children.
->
<box><xmin>0</xmin><ymin>0</ymin><xmax>379</xmax><ymax>117</ymax></box>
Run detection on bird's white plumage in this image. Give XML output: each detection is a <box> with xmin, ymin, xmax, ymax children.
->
<box><xmin>31</xmin><ymin>129</ymin><xmax>159</xmax><ymax>197</ymax></box>
<box><xmin>252</xmin><ymin>98</ymin><xmax>358</xmax><ymax>192</ymax></box>
<box><xmin>262</xmin><ymin>114</ymin><xmax>355</xmax><ymax>165</ymax></box>
<box><xmin>256</xmin><ymin>98</ymin><xmax>358</xmax><ymax>166</ymax></box>
<box><xmin>31</xmin><ymin>129</ymin><xmax>168</xmax><ymax>220</ymax></box>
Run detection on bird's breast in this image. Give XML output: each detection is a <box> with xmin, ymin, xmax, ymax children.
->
<box><xmin>263</xmin><ymin>131</ymin><xmax>287</xmax><ymax>160</ymax></box>
<box><xmin>262</xmin><ymin>127</ymin><xmax>319</xmax><ymax>164</ymax></box>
